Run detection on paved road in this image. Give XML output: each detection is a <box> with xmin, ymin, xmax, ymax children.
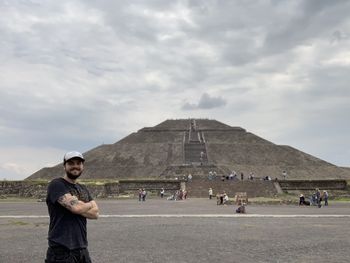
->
<box><xmin>1</xmin><ymin>199</ymin><xmax>350</xmax><ymax>263</ymax></box>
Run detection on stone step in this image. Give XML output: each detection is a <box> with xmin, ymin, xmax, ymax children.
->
<box><xmin>184</xmin><ymin>142</ymin><xmax>208</xmax><ymax>164</ymax></box>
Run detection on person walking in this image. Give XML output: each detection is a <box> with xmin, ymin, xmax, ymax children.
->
<box><xmin>187</xmin><ymin>173</ymin><xmax>193</xmax><ymax>181</ymax></box>
<box><xmin>142</xmin><ymin>188</ymin><xmax>147</xmax><ymax>201</ymax></box>
<box><xmin>282</xmin><ymin>170</ymin><xmax>287</xmax><ymax>180</ymax></box>
<box><xmin>45</xmin><ymin>151</ymin><xmax>99</xmax><ymax>263</ymax></box>
<box><xmin>323</xmin><ymin>190</ymin><xmax>329</xmax><ymax>206</ymax></box>
<box><xmin>160</xmin><ymin>188</ymin><xmax>165</xmax><ymax>198</ymax></box>
<box><xmin>208</xmin><ymin>188</ymin><xmax>213</xmax><ymax>199</ymax></box>
<box><xmin>138</xmin><ymin>188</ymin><xmax>142</xmax><ymax>201</ymax></box>
<box><xmin>315</xmin><ymin>188</ymin><xmax>321</xmax><ymax>208</ymax></box>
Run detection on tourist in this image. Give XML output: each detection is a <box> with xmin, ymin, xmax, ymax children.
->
<box><xmin>299</xmin><ymin>194</ymin><xmax>305</xmax><ymax>206</ymax></box>
<box><xmin>323</xmin><ymin>190</ymin><xmax>329</xmax><ymax>206</ymax></box>
<box><xmin>45</xmin><ymin>151</ymin><xmax>99</xmax><ymax>263</ymax></box>
<box><xmin>282</xmin><ymin>170</ymin><xmax>287</xmax><ymax>180</ymax></box>
<box><xmin>223</xmin><ymin>193</ymin><xmax>229</xmax><ymax>204</ymax></box>
<box><xmin>178</xmin><ymin>190</ymin><xmax>183</xmax><ymax>200</ymax></box>
<box><xmin>167</xmin><ymin>191</ymin><xmax>176</xmax><ymax>201</ymax></box>
<box><xmin>183</xmin><ymin>190</ymin><xmax>188</xmax><ymax>199</ymax></box>
<box><xmin>315</xmin><ymin>188</ymin><xmax>321</xmax><ymax>208</ymax></box>
<box><xmin>160</xmin><ymin>188</ymin><xmax>165</xmax><ymax>198</ymax></box>
<box><xmin>200</xmin><ymin>151</ymin><xmax>205</xmax><ymax>165</ymax></box>
<box><xmin>138</xmin><ymin>188</ymin><xmax>142</xmax><ymax>201</ymax></box>
<box><xmin>174</xmin><ymin>190</ymin><xmax>179</xmax><ymax>201</ymax></box>
<box><xmin>142</xmin><ymin>188</ymin><xmax>147</xmax><ymax>201</ymax></box>
<box><xmin>236</xmin><ymin>203</ymin><xmax>246</xmax><ymax>213</ymax></box>
<box><xmin>188</xmin><ymin>173</ymin><xmax>193</xmax><ymax>181</ymax></box>
<box><xmin>217</xmin><ymin>193</ymin><xmax>224</xmax><ymax>205</ymax></box>
<box><xmin>241</xmin><ymin>172</ymin><xmax>244</xmax><ymax>181</ymax></box>
<box><xmin>208</xmin><ymin>188</ymin><xmax>213</xmax><ymax>199</ymax></box>
<box><xmin>229</xmin><ymin>172</ymin><xmax>234</xmax><ymax>180</ymax></box>
<box><xmin>310</xmin><ymin>193</ymin><xmax>317</xmax><ymax>206</ymax></box>
<box><xmin>299</xmin><ymin>194</ymin><xmax>310</xmax><ymax>206</ymax></box>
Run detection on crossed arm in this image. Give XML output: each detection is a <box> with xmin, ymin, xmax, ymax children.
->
<box><xmin>58</xmin><ymin>194</ymin><xmax>99</xmax><ymax>219</ymax></box>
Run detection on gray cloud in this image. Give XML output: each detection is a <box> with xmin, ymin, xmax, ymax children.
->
<box><xmin>182</xmin><ymin>93</ymin><xmax>227</xmax><ymax>110</ymax></box>
<box><xmin>1</xmin><ymin>0</ymin><xmax>350</xmax><ymax>179</ymax></box>
<box><xmin>331</xmin><ymin>30</ymin><xmax>350</xmax><ymax>43</ymax></box>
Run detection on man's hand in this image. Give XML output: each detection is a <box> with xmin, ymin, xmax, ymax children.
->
<box><xmin>81</xmin><ymin>200</ymin><xmax>99</xmax><ymax>219</ymax></box>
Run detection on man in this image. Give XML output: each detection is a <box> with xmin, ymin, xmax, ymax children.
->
<box><xmin>299</xmin><ymin>194</ymin><xmax>306</xmax><ymax>206</ymax></box>
<box><xmin>315</xmin><ymin>188</ymin><xmax>321</xmax><ymax>208</ymax></box>
<box><xmin>45</xmin><ymin>151</ymin><xmax>99</xmax><ymax>263</ymax></box>
<box><xmin>282</xmin><ymin>170</ymin><xmax>287</xmax><ymax>180</ymax></box>
<box><xmin>223</xmin><ymin>192</ymin><xmax>229</xmax><ymax>204</ymax></box>
<box><xmin>323</xmin><ymin>190</ymin><xmax>329</xmax><ymax>206</ymax></box>
<box><xmin>208</xmin><ymin>188</ymin><xmax>213</xmax><ymax>199</ymax></box>
<box><xmin>187</xmin><ymin>173</ymin><xmax>193</xmax><ymax>181</ymax></box>
<box><xmin>236</xmin><ymin>203</ymin><xmax>246</xmax><ymax>214</ymax></box>
<box><xmin>141</xmin><ymin>188</ymin><xmax>147</xmax><ymax>201</ymax></box>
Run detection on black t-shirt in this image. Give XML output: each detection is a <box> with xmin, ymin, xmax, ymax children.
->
<box><xmin>46</xmin><ymin>178</ymin><xmax>93</xmax><ymax>249</ymax></box>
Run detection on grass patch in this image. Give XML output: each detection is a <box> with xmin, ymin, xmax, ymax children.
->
<box><xmin>0</xmin><ymin>197</ymin><xmax>39</xmax><ymax>202</ymax></box>
<box><xmin>247</xmin><ymin>194</ymin><xmax>300</xmax><ymax>205</ymax></box>
<box><xmin>9</xmin><ymin>220</ymin><xmax>29</xmax><ymax>226</ymax></box>
<box><xmin>249</xmin><ymin>197</ymin><xmax>288</xmax><ymax>205</ymax></box>
<box><xmin>332</xmin><ymin>197</ymin><xmax>350</xmax><ymax>202</ymax></box>
<box><xmin>78</xmin><ymin>179</ymin><xmax>119</xmax><ymax>185</ymax></box>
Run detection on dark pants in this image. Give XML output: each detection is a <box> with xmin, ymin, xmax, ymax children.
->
<box><xmin>45</xmin><ymin>246</ymin><xmax>92</xmax><ymax>263</ymax></box>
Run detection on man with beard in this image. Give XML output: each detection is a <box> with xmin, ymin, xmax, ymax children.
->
<box><xmin>45</xmin><ymin>151</ymin><xmax>99</xmax><ymax>263</ymax></box>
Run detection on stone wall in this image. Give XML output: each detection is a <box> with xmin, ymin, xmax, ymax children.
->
<box><xmin>0</xmin><ymin>180</ymin><xmax>182</xmax><ymax>199</ymax></box>
<box><xmin>119</xmin><ymin>180</ymin><xmax>181</xmax><ymax>192</ymax></box>
<box><xmin>278</xmin><ymin>179</ymin><xmax>347</xmax><ymax>191</ymax></box>
<box><xmin>0</xmin><ymin>179</ymin><xmax>348</xmax><ymax>199</ymax></box>
<box><xmin>0</xmin><ymin>181</ymin><xmax>48</xmax><ymax>198</ymax></box>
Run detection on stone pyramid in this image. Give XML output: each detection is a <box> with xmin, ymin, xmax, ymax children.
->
<box><xmin>27</xmin><ymin>119</ymin><xmax>350</xmax><ymax>180</ymax></box>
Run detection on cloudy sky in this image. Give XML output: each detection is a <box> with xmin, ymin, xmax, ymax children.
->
<box><xmin>1</xmin><ymin>0</ymin><xmax>350</xmax><ymax>180</ymax></box>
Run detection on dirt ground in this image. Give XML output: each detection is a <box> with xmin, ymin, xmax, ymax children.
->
<box><xmin>1</xmin><ymin>198</ymin><xmax>350</xmax><ymax>263</ymax></box>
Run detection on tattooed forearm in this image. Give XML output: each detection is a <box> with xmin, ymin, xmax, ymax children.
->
<box><xmin>58</xmin><ymin>194</ymin><xmax>79</xmax><ymax>210</ymax></box>
<box><xmin>58</xmin><ymin>193</ymin><xmax>93</xmax><ymax>215</ymax></box>
<box><xmin>70</xmin><ymin>196</ymin><xmax>79</xmax><ymax>206</ymax></box>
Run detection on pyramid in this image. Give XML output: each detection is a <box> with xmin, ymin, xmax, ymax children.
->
<box><xmin>27</xmin><ymin>119</ymin><xmax>350</xmax><ymax>180</ymax></box>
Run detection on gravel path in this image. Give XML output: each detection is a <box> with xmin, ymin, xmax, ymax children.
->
<box><xmin>1</xmin><ymin>199</ymin><xmax>349</xmax><ymax>263</ymax></box>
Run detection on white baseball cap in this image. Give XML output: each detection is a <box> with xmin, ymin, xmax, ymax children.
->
<box><xmin>63</xmin><ymin>151</ymin><xmax>85</xmax><ymax>163</ymax></box>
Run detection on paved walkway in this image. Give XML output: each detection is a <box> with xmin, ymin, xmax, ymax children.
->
<box><xmin>1</xmin><ymin>199</ymin><xmax>350</xmax><ymax>262</ymax></box>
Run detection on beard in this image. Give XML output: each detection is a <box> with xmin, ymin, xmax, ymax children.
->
<box><xmin>66</xmin><ymin>169</ymin><xmax>83</xmax><ymax>180</ymax></box>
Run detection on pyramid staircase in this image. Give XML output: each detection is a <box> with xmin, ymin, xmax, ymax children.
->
<box><xmin>184</xmin><ymin>120</ymin><xmax>208</xmax><ymax>165</ymax></box>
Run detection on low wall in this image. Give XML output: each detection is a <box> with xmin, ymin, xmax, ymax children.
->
<box><xmin>0</xmin><ymin>179</ymin><xmax>348</xmax><ymax>198</ymax></box>
<box><xmin>99</xmin><ymin>180</ymin><xmax>182</xmax><ymax>197</ymax></box>
<box><xmin>0</xmin><ymin>180</ymin><xmax>182</xmax><ymax>199</ymax></box>
<box><xmin>119</xmin><ymin>180</ymin><xmax>181</xmax><ymax>192</ymax></box>
<box><xmin>0</xmin><ymin>181</ymin><xmax>48</xmax><ymax>198</ymax></box>
<box><xmin>278</xmin><ymin>179</ymin><xmax>347</xmax><ymax>191</ymax></box>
